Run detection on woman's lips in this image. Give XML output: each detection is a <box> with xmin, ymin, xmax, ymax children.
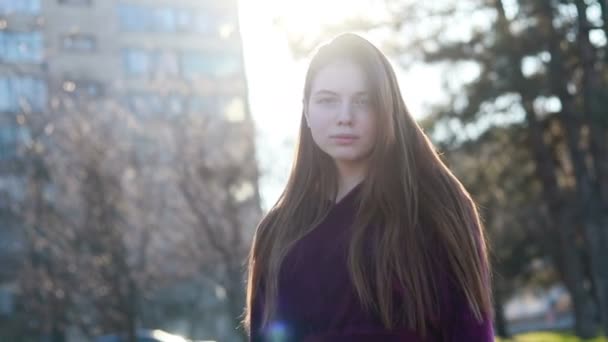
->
<box><xmin>330</xmin><ymin>134</ymin><xmax>359</xmax><ymax>144</ymax></box>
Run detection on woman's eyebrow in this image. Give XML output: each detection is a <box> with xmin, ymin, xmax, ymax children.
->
<box><xmin>313</xmin><ymin>90</ymin><xmax>369</xmax><ymax>96</ymax></box>
<box><xmin>313</xmin><ymin>89</ymin><xmax>339</xmax><ymax>96</ymax></box>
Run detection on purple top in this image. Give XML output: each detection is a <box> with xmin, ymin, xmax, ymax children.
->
<box><xmin>251</xmin><ymin>186</ymin><xmax>494</xmax><ymax>341</ymax></box>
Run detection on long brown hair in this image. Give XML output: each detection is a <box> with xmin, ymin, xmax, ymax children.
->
<box><xmin>244</xmin><ymin>33</ymin><xmax>493</xmax><ymax>337</ymax></box>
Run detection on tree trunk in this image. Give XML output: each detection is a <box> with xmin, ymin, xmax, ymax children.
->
<box><xmin>599</xmin><ymin>0</ymin><xmax>608</xmax><ymax>64</ymax></box>
<box><xmin>556</xmin><ymin>223</ymin><xmax>598</xmax><ymax>338</ymax></box>
<box><xmin>226</xmin><ymin>265</ymin><xmax>248</xmax><ymax>342</ymax></box>
<box><xmin>576</xmin><ymin>0</ymin><xmax>608</xmax><ymax>331</ymax></box>
<box><xmin>51</xmin><ymin>323</ymin><xmax>66</xmax><ymax>342</ymax></box>
<box><xmin>126</xmin><ymin>276</ymin><xmax>138</xmax><ymax>342</ymax></box>
<box><xmin>494</xmin><ymin>0</ymin><xmax>599</xmax><ymax>335</ymax></box>
<box><xmin>546</xmin><ymin>1</ymin><xmax>608</xmax><ymax>335</ymax></box>
<box><xmin>590</xmin><ymin>0</ymin><xmax>608</xmax><ymax>208</ymax></box>
<box><xmin>521</xmin><ymin>98</ymin><xmax>598</xmax><ymax>338</ymax></box>
<box><xmin>492</xmin><ymin>277</ymin><xmax>510</xmax><ymax>338</ymax></box>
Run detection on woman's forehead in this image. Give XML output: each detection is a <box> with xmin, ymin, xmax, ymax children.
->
<box><xmin>310</xmin><ymin>60</ymin><xmax>370</xmax><ymax>95</ymax></box>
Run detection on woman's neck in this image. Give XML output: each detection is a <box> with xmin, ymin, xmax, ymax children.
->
<box><xmin>335</xmin><ymin>160</ymin><xmax>367</xmax><ymax>203</ymax></box>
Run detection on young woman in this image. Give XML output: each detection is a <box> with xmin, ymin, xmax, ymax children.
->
<box><xmin>244</xmin><ymin>33</ymin><xmax>494</xmax><ymax>341</ymax></box>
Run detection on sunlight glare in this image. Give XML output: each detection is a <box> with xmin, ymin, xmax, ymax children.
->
<box><xmin>268</xmin><ymin>0</ymin><xmax>377</xmax><ymax>36</ymax></box>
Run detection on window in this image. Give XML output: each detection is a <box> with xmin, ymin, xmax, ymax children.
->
<box><xmin>156</xmin><ymin>51</ymin><xmax>179</xmax><ymax>76</ymax></box>
<box><xmin>118</xmin><ymin>4</ymin><xmax>148</xmax><ymax>31</ymax></box>
<box><xmin>128</xmin><ymin>93</ymin><xmax>185</xmax><ymax>118</ymax></box>
<box><xmin>128</xmin><ymin>93</ymin><xmax>164</xmax><ymax>118</ymax></box>
<box><xmin>62</xmin><ymin>79</ymin><xmax>104</xmax><ymax>98</ymax></box>
<box><xmin>118</xmin><ymin>5</ymin><xmax>177</xmax><ymax>32</ymax></box>
<box><xmin>123</xmin><ymin>48</ymin><xmax>152</xmax><ymax>75</ymax></box>
<box><xmin>152</xmin><ymin>8</ymin><xmax>176</xmax><ymax>32</ymax></box>
<box><xmin>0</xmin><ymin>0</ymin><xmax>41</xmax><ymax>15</ymax></box>
<box><xmin>0</xmin><ymin>124</ymin><xmax>29</xmax><ymax>160</ymax></box>
<box><xmin>166</xmin><ymin>94</ymin><xmax>184</xmax><ymax>117</ymax></box>
<box><xmin>61</xmin><ymin>34</ymin><xmax>96</xmax><ymax>52</ymax></box>
<box><xmin>123</xmin><ymin>49</ymin><xmax>180</xmax><ymax>77</ymax></box>
<box><xmin>0</xmin><ymin>77</ymin><xmax>47</xmax><ymax>113</ymax></box>
<box><xmin>0</xmin><ymin>78</ymin><xmax>8</xmax><ymax>110</ymax></box>
<box><xmin>132</xmin><ymin>134</ymin><xmax>159</xmax><ymax>162</ymax></box>
<box><xmin>189</xmin><ymin>96</ymin><xmax>216</xmax><ymax>115</ymax></box>
<box><xmin>175</xmin><ymin>9</ymin><xmax>193</xmax><ymax>32</ymax></box>
<box><xmin>0</xmin><ymin>31</ymin><xmax>43</xmax><ymax>63</ymax></box>
<box><xmin>192</xmin><ymin>12</ymin><xmax>215</xmax><ymax>34</ymax></box>
<box><xmin>0</xmin><ymin>285</ymin><xmax>14</xmax><ymax>315</ymax></box>
<box><xmin>118</xmin><ymin>5</ymin><xmax>220</xmax><ymax>35</ymax></box>
<box><xmin>180</xmin><ymin>51</ymin><xmax>241</xmax><ymax>79</ymax></box>
<box><xmin>125</xmin><ymin>93</ymin><xmax>242</xmax><ymax>122</ymax></box>
<box><xmin>180</xmin><ymin>52</ymin><xmax>213</xmax><ymax>79</ymax></box>
<box><xmin>214</xmin><ymin>52</ymin><xmax>241</xmax><ymax>77</ymax></box>
<box><xmin>57</xmin><ymin>0</ymin><xmax>92</xmax><ymax>6</ymax></box>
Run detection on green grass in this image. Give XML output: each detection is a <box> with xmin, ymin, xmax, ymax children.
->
<box><xmin>496</xmin><ymin>332</ymin><xmax>607</xmax><ymax>342</ymax></box>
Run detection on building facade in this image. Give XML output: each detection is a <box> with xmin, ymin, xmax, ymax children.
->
<box><xmin>0</xmin><ymin>0</ymin><xmax>258</xmax><ymax>340</ymax></box>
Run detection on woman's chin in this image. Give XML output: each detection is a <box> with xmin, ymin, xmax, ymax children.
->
<box><xmin>330</xmin><ymin>154</ymin><xmax>368</xmax><ymax>166</ymax></box>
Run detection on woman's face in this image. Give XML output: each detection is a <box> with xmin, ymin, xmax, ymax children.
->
<box><xmin>305</xmin><ymin>60</ymin><xmax>377</xmax><ymax>169</ymax></box>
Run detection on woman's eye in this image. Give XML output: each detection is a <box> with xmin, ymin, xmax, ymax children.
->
<box><xmin>354</xmin><ymin>97</ymin><xmax>370</xmax><ymax>106</ymax></box>
<box><xmin>317</xmin><ymin>97</ymin><xmax>337</xmax><ymax>104</ymax></box>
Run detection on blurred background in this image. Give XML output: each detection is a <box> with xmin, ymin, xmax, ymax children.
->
<box><xmin>0</xmin><ymin>0</ymin><xmax>607</xmax><ymax>341</ymax></box>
